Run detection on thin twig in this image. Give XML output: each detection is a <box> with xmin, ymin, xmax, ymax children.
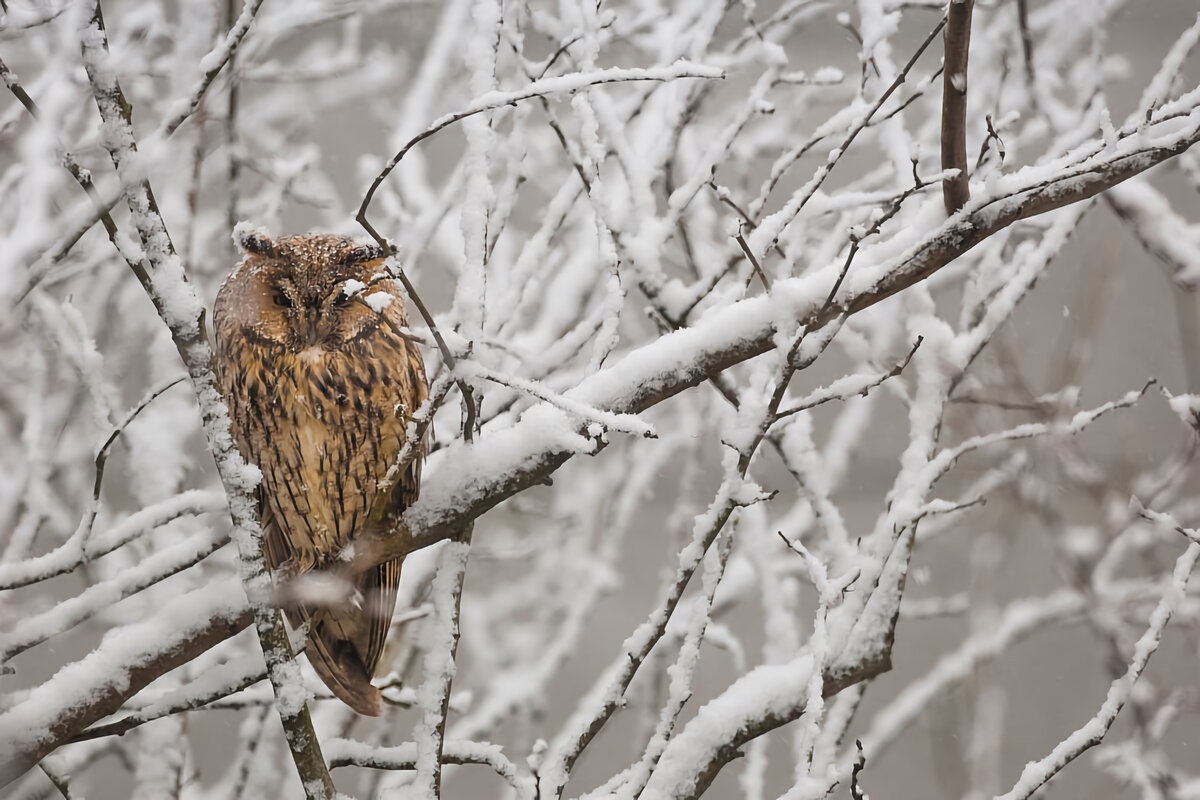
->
<box><xmin>820</xmin><ymin>168</ymin><xmax>942</xmax><ymax>310</ymax></box>
<box><xmin>0</xmin><ymin>55</ymin><xmax>127</xmax><ymax>253</ymax></box>
<box><xmin>91</xmin><ymin>376</ymin><xmax>187</xmax><ymax>506</ymax></box>
<box><xmin>70</xmin><ymin>666</ymin><xmax>267</xmax><ymax>742</ymax></box>
<box><xmin>775</xmin><ymin>337</ymin><xmax>922</xmax><ymax>420</ymax></box>
<box><xmin>735</xmin><ymin>228</ymin><xmax>771</xmax><ymax>290</ymax></box>
<box><xmin>39</xmin><ymin>762</ymin><xmax>74</xmax><ymax>800</ymax></box>
<box><xmin>14</xmin><ymin>0</ymin><xmax>265</xmax><ymax>300</ymax></box>
<box><xmin>1016</xmin><ymin>0</ymin><xmax>1038</xmax><ymax>108</ymax></box>
<box><xmin>994</xmin><ymin>541</ymin><xmax>1200</xmax><ymax>800</ymax></box>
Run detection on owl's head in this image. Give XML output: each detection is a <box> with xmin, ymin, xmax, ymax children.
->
<box><xmin>215</xmin><ymin>227</ymin><xmax>405</xmax><ymax>353</ymax></box>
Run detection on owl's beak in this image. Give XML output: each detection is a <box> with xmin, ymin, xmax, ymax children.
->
<box><xmin>304</xmin><ymin>307</ymin><xmax>322</xmax><ymax>346</ymax></box>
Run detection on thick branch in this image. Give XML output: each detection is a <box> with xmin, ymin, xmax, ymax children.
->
<box><xmin>0</xmin><ymin>585</ymin><xmax>252</xmax><ymax>787</ymax></box>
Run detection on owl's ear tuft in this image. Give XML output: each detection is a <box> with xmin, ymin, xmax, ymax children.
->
<box><xmin>233</xmin><ymin>222</ymin><xmax>280</xmax><ymax>257</ymax></box>
<box><xmin>345</xmin><ymin>242</ymin><xmax>391</xmax><ymax>265</ymax></box>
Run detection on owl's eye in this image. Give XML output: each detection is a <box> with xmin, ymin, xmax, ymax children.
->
<box><xmin>272</xmin><ymin>291</ymin><xmax>292</xmax><ymax>308</ymax></box>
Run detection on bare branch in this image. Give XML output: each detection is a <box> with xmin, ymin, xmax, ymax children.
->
<box><xmin>941</xmin><ymin>0</ymin><xmax>974</xmax><ymax>213</ymax></box>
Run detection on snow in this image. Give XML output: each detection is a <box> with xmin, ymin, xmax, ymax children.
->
<box><xmin>1107</xmin><ymin>179</ymin><xmax>1200</xmax><ymax>285</ymax></box>
<box><xmin>364</xmin><ymin>291</ymin><xmax>394</xmax><ymax>312</ymax></box>
<box><xmin>640</xmin><ymin>653</ymin><xmax>817</xmax><ymax>800</ymax></box>
<box><xmin>404</xmin><ymin>539</ymin><xmax>472</xmax><ymax>797</ymax></box>
<box><xmin>813</xmin><ymin>66</ymin><xmax>845</xmax><ymax>83</ymax></box>
<box><xmin>0</xmin><ymin>527</ymin><xmax>231</xmax><ymax>659</ymax></box>
<box><xmin>996</xmin><ymin>542</ymin><xmax>1200</xmax><ymax>800</ymax></box>
<box><xmin>1167</xmin><ymin>392</ymin><xmax>1200</xmax><ymax>427</ymax></box>
<box><xmin>0</xmin><ymin>490</ymin><xmax>226</xmax><ymax>589</ymax></box>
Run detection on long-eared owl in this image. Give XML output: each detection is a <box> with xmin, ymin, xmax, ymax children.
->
<box><xmin>214</xmin><ymin>227</ymin><xmax>427</xmax><ymax>715</ymax></box>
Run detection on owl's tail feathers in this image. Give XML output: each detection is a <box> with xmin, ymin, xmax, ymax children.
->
<box><xmin>305</xmin><ymin>618</ymin><xmax>383</xmax><ymax>716</ymax></box>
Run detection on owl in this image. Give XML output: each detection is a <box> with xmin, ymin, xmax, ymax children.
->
<box><xmin>213</xmin><ymin>228</ymin><xmax>427</xmax><ymax>715</ymax></box>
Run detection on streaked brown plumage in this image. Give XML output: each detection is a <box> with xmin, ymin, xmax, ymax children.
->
<box><xmin>213</xmin><ymin>228</ymin><xmax>427</xmax><ymax>715</ymax></box>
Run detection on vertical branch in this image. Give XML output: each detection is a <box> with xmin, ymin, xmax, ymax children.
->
<box><xmin>616</xmin><ymin>528</ymin><xmax>734</xmax><ymax>799</ymax></box>
<box><xmin>1015</xmin><ymin>0</ymin><xmax>1039</xmax><ymax>109</ymax></box>
<box><xmin>539</xmin><ymin>320</ymin><xmax>845</xmax><ymax>799</ymax></box>
<box><xmin>224</xmin><ymin>0</ymin><xmax>241</xmax><ymax>250</ymax></box>
<box><xmin>76</xmin><ymin>4</ymin><xmax>334</xmax><ymax>798</ymax></box>
<box><xmin>941</xmin><ymin>0</ymin><xmax>974</xmax><ymax>214</ymax></box>
<box><xmin>408</xmin><ymin>537</ymin><xmax>473</xmax><ymax>798</ymax></box>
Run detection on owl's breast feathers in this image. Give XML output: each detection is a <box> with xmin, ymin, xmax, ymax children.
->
<box><xmin>221</xmin><ymin>329</ymin><xmax>426</xmax><ymax>568</ymax></box>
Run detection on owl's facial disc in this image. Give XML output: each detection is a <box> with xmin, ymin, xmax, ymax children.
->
<box><xmin>278</xmin><ymin>279</ymin><xmax>381</xmax><ymax>350</ymax></box>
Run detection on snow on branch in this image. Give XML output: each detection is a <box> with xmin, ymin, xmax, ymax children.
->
<box><xmin>995</xmin><ymin>540</ymin><xmax>1200</xmax><ymax>800</ymax></box>
<box><xmin>0</xmin><ymin>581</ymin><xmax>251</xmax><ymax>786</ymax></box>
<box><xmin>0</xmin><ymin>490</ymin><xmax>226</xmax><ymax>590</ymax></box>
<box><xmin>326</xmin><ymin>738</ymin><xmax>534</xmax><ymax>798</ymax></box>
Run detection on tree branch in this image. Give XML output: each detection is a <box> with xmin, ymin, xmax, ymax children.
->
<box><xmin>941</xmin><ymin>0</ymin><xmax>974</xmax><ymax>213</ymax></box>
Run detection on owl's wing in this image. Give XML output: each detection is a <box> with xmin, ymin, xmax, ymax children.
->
<box><xmin>302</xmin><ymin>452</ymin><xmax>420</xmax><ymax>715</ymax></box>
<box><xmin>361</xmin><ymin>452</ymin><xmax>422</xmax><ymax>674</ymax></box>
<box><xmin>258</xmin><ymin>495</ymin><xmax>297</xmax><ymax>611</ymax></box>
<box><xmin>359</xmin><ymin>341</ymin><xmax>428</xmax><ymax>674</ymax></box>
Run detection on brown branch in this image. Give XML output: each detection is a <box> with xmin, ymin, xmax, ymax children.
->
<box><xmin>1016</xmin><ymin>0</ymin><xmax>1039</xmax><ymax>109</ymax></box>
<box><xmin>850</xmin><ymin>740</ymin><xmax>868</xmax><ymax>800</ymax></box>
<box><xmin>92</xmin><ymin>377</ymin><xmax>187</xmax><ymax>508</ymax></box>
<box><xmin>386</xmin><ymin>121</ymin><xmax>1200</xmax><ymax>558</ymax></box>
<box><xmin>735</xmin><ymin>228</ymin><xmax>771</xmax><ymax>290</ymax></box>
<box><xmin>941</xmin><ymin>0</ymin><xmax>974</xmax><ymax>214</ymax></box>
